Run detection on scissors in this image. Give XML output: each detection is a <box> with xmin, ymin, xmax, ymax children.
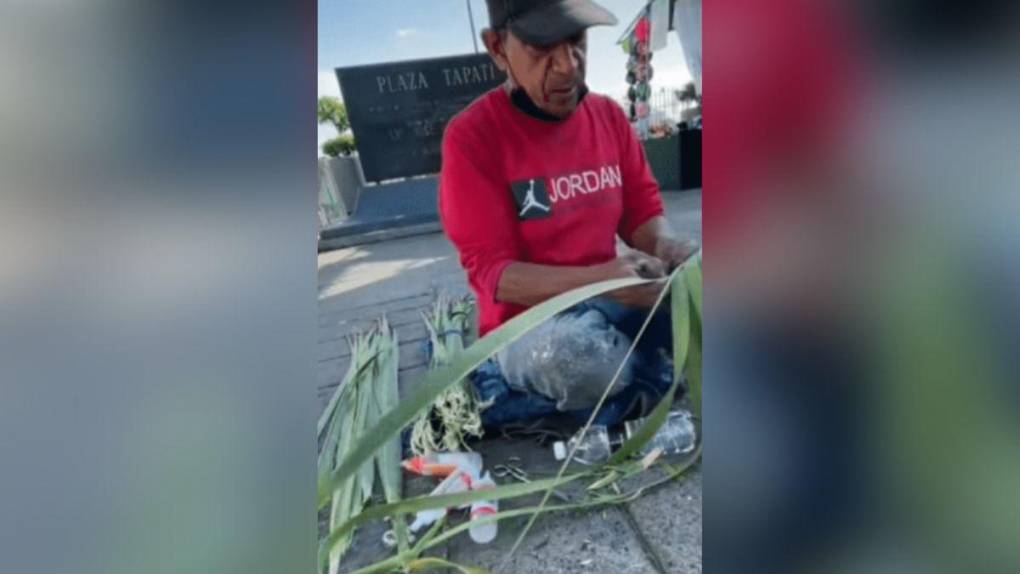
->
<box><xmin>492</xmin><ymin>456</ymin><xmax>530</xmax><ymax>483</ymax></box>
<box><xmin>492</xmin><ymin>457</ymin><xmax>572</xmax><ymax>503</ymax></box>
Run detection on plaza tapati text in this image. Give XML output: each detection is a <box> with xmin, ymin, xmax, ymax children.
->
<box><xmin>375</xmin><ymin>62</ymin><xmax>500</xmax><ymax>94</ymax></box>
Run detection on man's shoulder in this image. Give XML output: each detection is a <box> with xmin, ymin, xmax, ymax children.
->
<box><xmin>583</xmin><ymin>91</ymin><xmax>627</xmax><ymax>124</ymax></box>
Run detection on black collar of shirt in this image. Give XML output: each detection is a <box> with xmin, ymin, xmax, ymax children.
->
<box><xmin>509</xmin><ymin>84</ymin><xmax>589</xmax><ymax>122</ymax></box>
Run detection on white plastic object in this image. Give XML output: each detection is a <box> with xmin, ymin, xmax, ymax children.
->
<box><xmin>407</xmin><ymin>467</ymin><xmax>476</xmax><ymax>532</ymax></box>
<box><xmin>468</xmin><ymin>472</ymin><xmax>498</xmax><ymax>544</ymax></box>
<box><xmin>402</xmin><ymin>452</ymin><xmax>483</xmax><ymax>477</ymax></box>
<box><xmin>552</xmin><ymin>441</ymin><xmax>567</xmax><ymax>461</ymax></box>
<box><xmin>408</xmin><ymin>508</ymin><xmax>445</xmax><ymax>533</ymax></box>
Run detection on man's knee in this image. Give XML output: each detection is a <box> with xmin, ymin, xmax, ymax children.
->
<box><xmin>496</xmin><ymin>308</ymin><xmax>636</xmax><ymax>411</ymax></box>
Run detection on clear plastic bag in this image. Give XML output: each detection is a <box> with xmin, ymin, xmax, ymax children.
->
<box><xmin>496</xmin><ymin>309</ymin><xmax>635</xmax><ymax>411</ymax></box>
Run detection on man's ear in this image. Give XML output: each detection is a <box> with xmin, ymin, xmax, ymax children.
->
<box><xmin>481</xmin><ymin>28</ymin><xmax>509</xmax><ymax>72</ymax></box>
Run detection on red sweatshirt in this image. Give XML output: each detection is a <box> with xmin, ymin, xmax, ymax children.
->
<box><xmin>439</xmin><ymin>88</ymin><xmax>664</xmax><ymax>336</ymax></box>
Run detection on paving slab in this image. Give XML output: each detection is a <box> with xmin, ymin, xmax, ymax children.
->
<box><xmin>625</xmin><ymin>469</ymin><xmax>703</xmax><ymax>574</ymax></box>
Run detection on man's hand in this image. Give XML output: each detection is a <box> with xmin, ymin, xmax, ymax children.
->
<box><xmin>603</xmin><ymin>250</ymin><xmax>668</xmax><ymax>279</ymax></box>
<box><xmin>596</xmin><ymin>251</ymin><xmax>669</xmax><ymax>309</ymax></box>
<box><xmin>654</xmin><ymin>237</ymin><xmax>699</xmax><ymax>271</ymax></box>
<box><xmin>629</xmin><ymin>216</ymin><xmax>699</xmax><ymax>271</ymax></box>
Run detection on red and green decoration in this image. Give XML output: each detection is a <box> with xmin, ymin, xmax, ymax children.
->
<box><xmin>622</xmin><ymin>9</ymin><xmax>654</xmax><ymax>122</ymax></box>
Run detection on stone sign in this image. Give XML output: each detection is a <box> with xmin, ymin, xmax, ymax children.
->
<box><xmin>337</xmin><ymin>53</ymin><xmax>505</xmax><ymax>183</ymax></box>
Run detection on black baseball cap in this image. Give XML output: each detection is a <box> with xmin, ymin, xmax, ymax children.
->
<box><xmin>485</xmin><ymin>0</ymin><xmax>618</xmax><ymax>46</ymax></box>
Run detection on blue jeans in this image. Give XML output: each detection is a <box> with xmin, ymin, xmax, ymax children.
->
<box><xmin>472</xmin><ymin>296</ymin><xmax>676</xmax><ymax>429</ymax></box>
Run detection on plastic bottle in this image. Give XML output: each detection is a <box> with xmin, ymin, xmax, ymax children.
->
<box><xmin>402</xmin><ymin>452</ymin><xmax>483</xmax><ymax>477</ymax></box>
<box><xmin>624</xmin><ymin>410</ymin><xmax>697</xmax><ymax>456</ymax></box>
<box><xmin>552</xmin><ymin>409</ymin><xmax>696</xmax><ymax>464</ymax></box>
<box><xmin>552</xmin><ymin>425</ymin><xmax>617</xmax><ymax>465</ymax></box>
<box><xmin>468</xmin><ymin>471</ymin><xmax>498</xmax><ymax>544</ymax></box>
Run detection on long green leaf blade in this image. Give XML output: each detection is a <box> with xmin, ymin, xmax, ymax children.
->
<box><xmin>373</xmin><ymin>320</ymin><xmax>408</xmax><ymax>553</ymax></box>
<box><xmin>406</xmin><ymin>557</ymin><xmax>490</xmax><ymax>574</ymax></box>
<box><xmin>323</xmin><ymin>331</ymin><xmax>376</xmax><ymax>573</ymax></box>
<box><xmin>671</xmin><ymin>264</ymin><xmax>692</xmax><ymax>384</ymax></box>
<box><xmin>607</xmin><ymin>267</ymin><xmax>694</xmax><ymax>464</ymax></box>
<box><xmin>317</xmin><ymin>336</ymin><xmax>359</xmax><ymax>439</ymax></box>
<box><xmin>327</xmin><ymin>474</ymin><xmax>357</xmax><ymax>574</ymax></box>
<box><xmin>685</xmin><ymin>301</ymin><xmax>703</xmax><ymax>422</ymax></box>
<box><xmin>354</xmin><ymin>339</ymin><xmax>377</xmax><ymax>503</ymax></box>
<box><xmin>685</xmin><ymin>251</ymin><xmax>703</xmax><ymax>319</ymax></box>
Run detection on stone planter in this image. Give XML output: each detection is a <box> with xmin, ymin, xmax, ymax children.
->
<box><xmin>317</xmin><ymin>155</ymin><xmax>365</xmax><ymax>224</ymax></box>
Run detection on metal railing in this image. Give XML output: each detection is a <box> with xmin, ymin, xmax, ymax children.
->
<box><xmin>615</xmin><ymin>86</ymin><xmax>700</xmax><ymax>130</ymax></box>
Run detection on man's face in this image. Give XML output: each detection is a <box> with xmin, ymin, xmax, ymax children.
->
<box><xmin>487</xmin><ymin>29</ymin><xmax>588</xmax><ymax>119</ymax></box>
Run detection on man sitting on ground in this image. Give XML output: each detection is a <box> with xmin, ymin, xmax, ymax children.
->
<box><xmin>440</xmin><ymin>0</ymin><xmax>697</xmax><ymax>426</ymax></box>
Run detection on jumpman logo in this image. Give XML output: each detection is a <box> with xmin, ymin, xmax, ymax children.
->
<box><xmin>518</xmin><ymin>179</ymin><xmax>551</xmax><ymax>217</ymax></box>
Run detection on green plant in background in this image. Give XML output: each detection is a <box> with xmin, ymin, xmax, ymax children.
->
<box><xmin>317</xmin><ymin>96</ymin><xmax>350</xmax><ymax>132</ymax></box>
<box><xmin>317</xmin><ymin>252</ymin><xmax>703</xmax><ymax>573</ymax></box>
<box><xmin>410</xmin><ymin>296</ymin><xmax>487</xmax><ymax>455</ymax></box>
<box><xmin>317</xmin><ymin>96</ymin><xmax>357</xmax><ymax>157</ymax></box>
<box><xmin>322</xmin><ymin>134</ymin><xmax>357</xmax><ymax>157</ymax></box>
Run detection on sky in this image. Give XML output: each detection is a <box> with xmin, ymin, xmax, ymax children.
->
<box><xmin>318</xmin><ymin>0</ymin><xmax>692</xmax><ymax>148</ymax></box>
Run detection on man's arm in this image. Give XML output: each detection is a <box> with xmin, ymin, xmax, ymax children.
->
<box><xmin>605</xmin><ymin>99</ymin><xmax>698</xmax><ymax>271</ymax></box>
<box><xmin>496</xmin><ymin>262</ymin><xmax>609</xmax><ymax>307</ymax></box>
<box><xmin>496</xmin><ymin>255</ymin><xmax>667</xmax><ymax>309</ymax></box>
